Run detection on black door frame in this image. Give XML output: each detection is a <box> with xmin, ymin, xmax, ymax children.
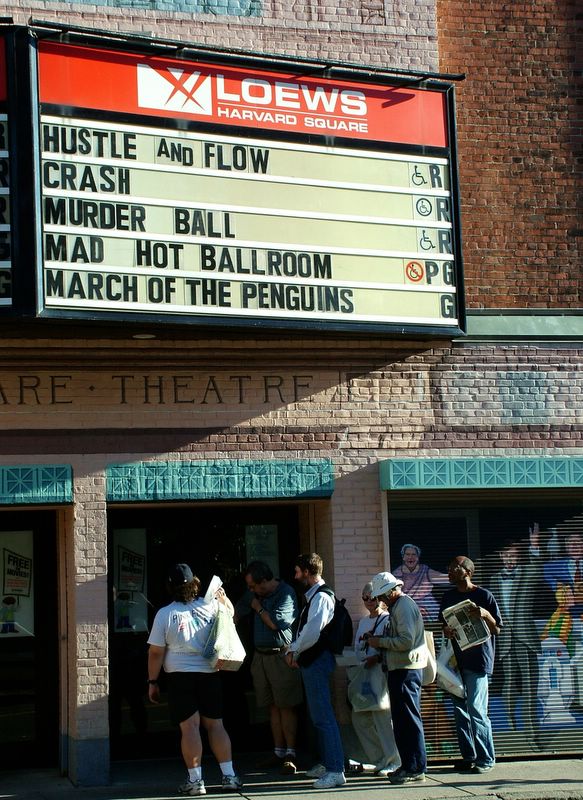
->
<box><xmin>0</xmin><ymin>509</ymin><xmax>59</xmax><ymax>768</ymax></box>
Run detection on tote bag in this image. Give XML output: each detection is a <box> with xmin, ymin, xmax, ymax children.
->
<box><xmin>347</xmin><ymin>662</ymin><xmax>390</xmax><ymax>712</ymax></box>
<box><xmin>422</xmin><ymin>630</ymin><xmax>437</xmax><ymax>686</ymax></box>
<box><xmin>202</xmin><ymin>606</ymin><xmax>247</xmax><ymax>671</ymax></box>
<box><xmin>435</xmin><ymin>637</ymin><xmax>464</xmax><ymax>697</ymax></box>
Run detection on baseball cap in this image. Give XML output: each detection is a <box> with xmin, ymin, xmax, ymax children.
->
<box><xmin>167</xmin><ymin>563</ymin><xmax>194</xmax><ymax>586</ymax></box>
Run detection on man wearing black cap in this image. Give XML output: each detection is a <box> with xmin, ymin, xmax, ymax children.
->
<box><xmin>147</xmin><ymin>563</ymin><xmax>243</xmax><ymax>797</ymax></box>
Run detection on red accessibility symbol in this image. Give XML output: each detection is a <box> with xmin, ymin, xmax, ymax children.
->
<box><xmin>405</xmin><ymin>261</ymin><xmax>425</xmax><ymax>282</ymax></box>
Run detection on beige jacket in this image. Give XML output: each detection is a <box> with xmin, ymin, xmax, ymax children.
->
<box><xmin>377</xmin><ymin>593</ymin><xmax>428</xmax><ymax>671</ymax></box>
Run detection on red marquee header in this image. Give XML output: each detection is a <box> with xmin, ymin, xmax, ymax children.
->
<box><xmin>38</xmin><ymin>42</ymin><xmax>448</xmax><ymax>148</ymax></box>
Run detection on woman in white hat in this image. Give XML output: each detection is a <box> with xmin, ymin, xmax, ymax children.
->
<box><xmin>349</xmin><ymin>581</ymin><xmax>401</xmax><ymax>776</ymax></box>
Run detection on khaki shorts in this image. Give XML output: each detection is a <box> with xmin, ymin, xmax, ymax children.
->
<box><xmin>251</xmin><ymin>651</ymin><xmax>303</xmax><ymax>708</ymax></box>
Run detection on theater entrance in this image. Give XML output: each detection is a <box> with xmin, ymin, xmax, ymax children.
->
<box><xmin>0</xmin><ymin>511</ymin><xmax>59</xmax><ymax>769</ymax></box>
<box><xmin>107</xmin><ymin>502</ymin><xmax>302</xmax><ymax>760</ymax></box>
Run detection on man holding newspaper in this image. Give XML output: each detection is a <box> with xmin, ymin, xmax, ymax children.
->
<box><xmin>439</xmin><ymin>556</ymin><xmax>502</xmax><ymax>775</ymax></box>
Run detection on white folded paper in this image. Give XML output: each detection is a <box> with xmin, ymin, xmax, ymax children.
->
<box><xmin>204</xmin><ymin>574</ymin><xmax>223</xmax><ymax>604</ymax></box>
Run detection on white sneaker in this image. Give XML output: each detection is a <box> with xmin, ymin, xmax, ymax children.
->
<box><xmin>306</xmin><ymin>764</ymin><xmax>327</xmax><ymax>778</ymax></box>
<box><xmin>313</xmin><ymin>771</ymin><xmax>346</xmax><ymax>789</ymax></box>
<box><xmin>178</xmin><ymin>779</ymin><xmax>206</xmax><ymax>796</ymax></box>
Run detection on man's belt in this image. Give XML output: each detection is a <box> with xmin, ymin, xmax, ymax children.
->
<box><xmin>255</xmin><ymin>646</ymin><xmax>286</xmax><ymax>655</ymax></box>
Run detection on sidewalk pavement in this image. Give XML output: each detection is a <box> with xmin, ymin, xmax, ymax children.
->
<box><xmin>2</xmin><ymin>756</ymin><xmax>583</xmax><ymax>800</ymax></box>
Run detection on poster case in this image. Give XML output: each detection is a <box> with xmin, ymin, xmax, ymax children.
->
<box><xmin>1</xmin><ymin>531</ymin><xmax>34</xmax><ymax>638</ymax></box>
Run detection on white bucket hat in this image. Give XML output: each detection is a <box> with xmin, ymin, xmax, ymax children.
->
<box><xmin>370</xmin><ymin>571</ymin><xmax>404</xmax><ymax>598</ymax></box>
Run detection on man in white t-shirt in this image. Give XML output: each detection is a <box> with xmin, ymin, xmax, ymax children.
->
<box><xmin>147</xmin><ymin>563</ymin><xmax>242</xmax><ymax>797</ymax></box>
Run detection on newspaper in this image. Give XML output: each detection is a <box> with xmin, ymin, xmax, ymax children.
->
<box><xmin>442</xmin><ymin>599</ymin><xmax>491</xmax><ymax>651</ymax></box>
<box><xmin>203</xmin><ymin>575</ymin><xmax>223</xmax><ymax>604</ymax></box>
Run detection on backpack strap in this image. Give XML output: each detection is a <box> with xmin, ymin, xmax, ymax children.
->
<box><xmin>298</xmin><ymin>584</ymin><xmax>333</xmax><ymax>631</ymax></box>
<box><xmin>295</xmin><ymin>584</ymin><xmax>334</xmax><ymax>666</ymax></box>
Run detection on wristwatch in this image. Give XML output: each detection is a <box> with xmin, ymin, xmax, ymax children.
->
<box><xmin>147</xmin><ymin>679</ymin><xmax>159</xmax><ymax>685</ymax></box>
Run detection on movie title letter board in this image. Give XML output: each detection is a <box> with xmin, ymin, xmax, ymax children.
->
<box><xmin>36</xmin><ymin>41</ymin><xmax>462</xmax><ymax>334</ymax></box>
<box><xmin>0</xmin><ymin>37</ymin><xmax>10</xmax><ymax>308</ymax></box>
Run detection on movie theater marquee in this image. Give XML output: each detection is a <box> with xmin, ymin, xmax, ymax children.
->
<box><xmin>36</xmin><ymin>39</ymin><xmax>463</xmax><ymax>334</ymax></box>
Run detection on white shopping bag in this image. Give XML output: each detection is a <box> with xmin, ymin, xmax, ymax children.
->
<box><xmin>435</xmin><ymin>638</ymin><xmax>465</xmax><ymax>698</ymax></box>
<box><xmin>202</xmin><ymin>605</ymin><xmax>247</xmax><ymax>671</ymax></box>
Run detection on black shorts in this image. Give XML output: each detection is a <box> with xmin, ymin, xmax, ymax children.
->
<box><xmin>166</xmin><ymin>671</ymin><xmax>223</xmax><ymax>726</ymax></box>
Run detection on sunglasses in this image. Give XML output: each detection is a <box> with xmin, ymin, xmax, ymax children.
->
<box><xmin>362</xmin><ymin>596</ymin><xmax>375</xmax><ymax>601</ymax></box>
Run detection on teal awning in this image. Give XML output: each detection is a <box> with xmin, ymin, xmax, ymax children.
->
<box><xmin>380</xmin><ymin>457</ymin><xmax>583</xmax><ymax>491</ymax></box>
<box><xmin>0</xmin><ymin>465</ymin><xmax>73</xmax><ymax>504</ymax></box>
<box><xmin>107</xmin><ymin>459</ymin><xmax>334</xmax><ymax>502</ymax></box>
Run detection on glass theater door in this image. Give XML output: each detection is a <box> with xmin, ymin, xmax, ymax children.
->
<box><xmin>108</xmin><ymin>503</ymin><xmax>301</xmax><ymax>759</ymax></box>
<box><xmin>0</xmin><ymin>511</ymin><xmax>59</xmax><ymax>768</ymax></box>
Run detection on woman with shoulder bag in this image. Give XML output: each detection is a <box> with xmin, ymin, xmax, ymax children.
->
<box><xmin>348</xmin><ymin>582</ymin><xmax>401</xmax><ymax>777</ymax></box>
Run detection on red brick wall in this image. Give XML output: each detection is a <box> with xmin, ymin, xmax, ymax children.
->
<box><xmin>6</xmin><ymin>1</ymin><xmax>439</xmax><ymax>71</ymax></box>
<box><xmin>437</xmin><ymin>0</ymin><xmax>583</xmax><ymax>309</ymax></box>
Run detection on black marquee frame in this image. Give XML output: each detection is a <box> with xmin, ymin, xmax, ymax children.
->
<box><xmin>0</xmin><ymin>22</ymin><xmax>466</xmax><ymax>339</ymax></box>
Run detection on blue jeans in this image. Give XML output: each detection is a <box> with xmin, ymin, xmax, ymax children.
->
<box><xmin>300</xmin><ymin>649</ymin><xmax>344</xmax><ymax>773</ymax></box>
<box><xmin>450</xmin><ymin>669</ymin><xmax>495</xmax><ymax>768</ymax></box>
<box><xmin>387</xmin><ymin>668</ymin><xmax>427</xmax><ymax>775</ymax></box>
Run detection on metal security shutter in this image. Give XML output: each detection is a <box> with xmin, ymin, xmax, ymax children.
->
<box><xmin>387</xmin><ymin>490</ymin><xmax>583</xmax><ymax>760</ymax></box>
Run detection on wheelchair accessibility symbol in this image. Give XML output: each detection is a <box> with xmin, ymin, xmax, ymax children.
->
<box><xmin>416</xmin><ymin>198</ymin><xmax>432</xmax><ymax>217</ymax></box>
<box><xmin>419</xmin><ymin>230</ymin><xmax>435</xmax><ymax>250</ymax></box>
<box><xmin>411</xmin><ymin>166</ymin><xmax>427</xmax><ymax>186</ymax></box>
<box><xmin>405</xmin><ymin>261</ymin><xmax>425</xmax><ymax>282</ymax></box>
